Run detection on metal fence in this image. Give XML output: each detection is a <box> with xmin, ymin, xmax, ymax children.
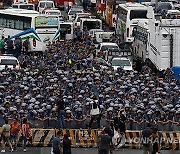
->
<box><xmin>0</xmin><ymin>119</ymin><xmax>179</xmax><ymax>131</ymax></box>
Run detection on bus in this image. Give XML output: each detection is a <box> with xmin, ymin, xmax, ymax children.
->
<box><xmin>116</xmin><ymin>2</ymin><xmax>154</xmax><ymax>43</ymax></box>
<box><xmin>0</xmin><ymin>9</ymin><xmax>60</xmax><ymax>52</ymax></box>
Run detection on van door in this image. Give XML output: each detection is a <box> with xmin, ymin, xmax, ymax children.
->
<box><xmin>60</xmin><ymin>23</ymin><xmax>73</xmax><ymax>40</ymax></box>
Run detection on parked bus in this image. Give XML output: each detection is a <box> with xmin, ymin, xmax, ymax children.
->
<box><xmin>116</xmin><ymin>2</ymin><xmax>154</xmax><ymax>42</ymax></box>
<box><xmin>0</xmin><ymin>9</ymin><xmax>60</xmax><ymax>52</ymax></box>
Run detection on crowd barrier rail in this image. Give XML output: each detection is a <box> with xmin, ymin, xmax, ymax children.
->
<box><xmin>33</xmin><ymin>129</ymin><xmax>180</xmax><ymax>150</ymax></box>
<box><xmin>0</xmin><ymin>128</ymin><xmax>179</xmax><ymax>150</ymax></box>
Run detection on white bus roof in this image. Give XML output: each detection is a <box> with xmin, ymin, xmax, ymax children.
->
<box><xmin>0</xmin><ymin>9</ymin><xmax>39</xmax><ymax>17</ymax></box>
<box><xmin>80</xmin><ymin>18</ymin><xmax>102</xmax><ymax>22</ymax></box>
<box><xmin>100</xmin><ymin>42</ymin><xmax>118</xmax><ymax>46</ymax></box>
<box><xmin>119</xmin><ymin>2</ymin><xmax>147</xmax><ymax>9</ymax></box>
<box><xmin>0</xmin><ymin>9</ymin><xmax>61</xmax><ymax>19</ymax></box>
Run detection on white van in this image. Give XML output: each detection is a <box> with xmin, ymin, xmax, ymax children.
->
<box><xmin>38</xmin><ymin>0</ymin><xmax>55</xmax><ymax>13</ymax></box>
<box><xmin>73</xmin><ymin>13</ymin><xmax>92</xmax><ymax>28</ymax></box>
<box><xmin>68</xmin><ymin>7</ymin><xmax>84</xmax><ymax>21</ymax></box>
<box><xmin>95</xmin><ymin>31</ymin><xmax>115</xmax><ymax>43</ymax></box>
<box><xmin>96</xmin><ymin>42</ymin><xmax>119</xmax><ymax>56</ymax></box>
<box><xmin>59</xmin><ymin>22</ymin><xmax>74</xmax><ymax>40</ymax></box>
<box><xmin>111</xmin><ymin>56</ymin><xmax>133</xmax><ymax>71</ymax></box>
<box><xmin>80</xmin><ymin>18</ymin><xmax>102</xmax><ymax>31</ymax></box>
<box><xmin>89</xmin><ymin>29</ymin><xmax>104</xmax><ymax>38</ymax></box>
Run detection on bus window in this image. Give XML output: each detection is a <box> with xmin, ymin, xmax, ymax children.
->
<box><xmin>6</xmin><ymin>19</ymin><xmax>11</xmax><ymax>28</ymax></box>
<box><xmin>12</xmin><ymin>5</ymin><xmax>18</xmax><ymax>9</ymax></box>
<box><xmin>24</xmin><ymin>21</ymin><xmax>31</xmax><ymax>30</ymax></box>
<box><xmin>130</xmin><ymin>10</ymin><xmax>147</xmax><ymax>20</ymax></box>
<box><xmin>15</xmin><ymin>20</ymin><xmax>20</xmax><ymax>29</ymax></box>
<box><xmin>10</xmin><ymin>20</ymin><xmax>15</xmax><ymax>29</ymax></box>
<box><xmin>2</xmin><ymin>18</ymin><xmax>6</xmax><ymax>28</ymax></box>
<box><xmin>0</xmin><ymin>18</ymin><xmax>3</xmax><ymax>27</ymax></box>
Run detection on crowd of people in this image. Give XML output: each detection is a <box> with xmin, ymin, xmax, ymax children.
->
<box><xmin>0</xmin><ymin>30</ymin><xmax>179</xmax><ymax>133</ymax></box>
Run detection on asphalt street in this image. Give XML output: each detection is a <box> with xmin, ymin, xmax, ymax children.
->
<box><xmin>2</xmin><ymin>147</ymin><xmax>179</xmax><ymax>154</ymax></box>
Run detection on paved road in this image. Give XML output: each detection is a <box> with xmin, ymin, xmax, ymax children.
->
<box><xmin>3</xmin><ymin>147</ymin><xmax>178</xmax><ymax>154</ymax></box>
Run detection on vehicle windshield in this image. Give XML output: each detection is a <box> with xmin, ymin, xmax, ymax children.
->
<box><xmin>59</xmin><ymin>16</ymin><xmax>64</xmax><ymax>21</ymax></box>
<box><xmin>60</xmin><ymin>24</ymin><xmax>71</xmax><ymax>29</ymax></box>
<box><xmin>39</xmin><ymin>2</ymin><xmax>45</xmax><ymax>8</ymax></box>
<box><xmin>83</xmin><ymin>21</ymin><xmax>101</xmax><ymax>30</ymax></box>
<box><xmin>46</xmin><ymin>2</ymin><xmax>54</xmax><ymax>8</ymax></box>
<box><xmin>77</xmin><ymin>16</ymin><xmax>90</xmax><ymax>22</ymax></box>
<box><xmin>0</xmin><ymin>59</ymin><xmax>17</xmax><ymax>65</ymax></box>
<box><xmin>112</xmin><ymin>59</ymin><xmax>130</xmax><ymax>66</ymax></box>
<box><xmin>20</xmin><ymin>5</ymin><xmax>34</xmax><ymax>10</ymax></box>
<box><xmin>69</xmin><ymin>10</ymin><xmax>83</xmax><ymax>15</ymax></box>
<box><xmin>47</xmin><ymin>11</ymin><xmax>60</xmax><ymax>15</ymax></box>
<box><xmin>158</xmin><ymin>3</ymin><xmax>172</xmax><ymax>11</ymax></box>
<box><xmin>130</xmin><ymin>10</ymin><xmax>147</xmax><ymax>20</ymax></box>
<box><xmin>101</xmin><ymin>45</ymin><xmax>118</xmax><ymax>51</ymax></box>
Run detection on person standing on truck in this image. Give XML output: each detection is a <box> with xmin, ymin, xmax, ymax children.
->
<box><xmin>0</xmin><ymin>36</ymin><xmax>5</xmax><ymax>54</ymax></box>
<box><xmin>75</xmin><ymin>28</ymin><xmax>82</xmax><ymax>42</ymax></box>
<box><xmin>23</xmin><ymin>36</ymin><xmax>30</xmax><ymax>55</ymax></box>
<box><xmin>14</xmin><ymin>36</ymin><xmax>22</xmax><ymax>58</ymax></box>
<box><xmin>6</xmin><ymin>35</ymin><xmax>14</xmax><ymax>54</ymax></box>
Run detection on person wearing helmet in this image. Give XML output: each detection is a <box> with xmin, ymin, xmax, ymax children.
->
<box><xmin>74</xmin><ymin>108</ymin><xmax>85</xmax><ymax>129</ymax></box>
<box><xmin>49</xmin><ymin>108</ymin><xmax>58</xmax><ymax>128</ymax></box>
<box><xmin>106</xmin><ymin>107</ymin><xmax>114</xmax><ymax>127</ymax></box>
<box><xmin>64</xmin><ymin>110</ymin><xmax>74</xmax><ymax>129</ymax></box>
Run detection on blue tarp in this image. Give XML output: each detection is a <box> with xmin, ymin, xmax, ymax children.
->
<box><xmin>172</xmin><ymin>66</ymin><xmax>180</xmax><ymax>80</ymax></box>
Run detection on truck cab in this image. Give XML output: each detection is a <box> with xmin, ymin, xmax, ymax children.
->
<box><xmin>38</xmin><ymin>0</ymin><xmax>55</xmax><ymax>13</ymax></box>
